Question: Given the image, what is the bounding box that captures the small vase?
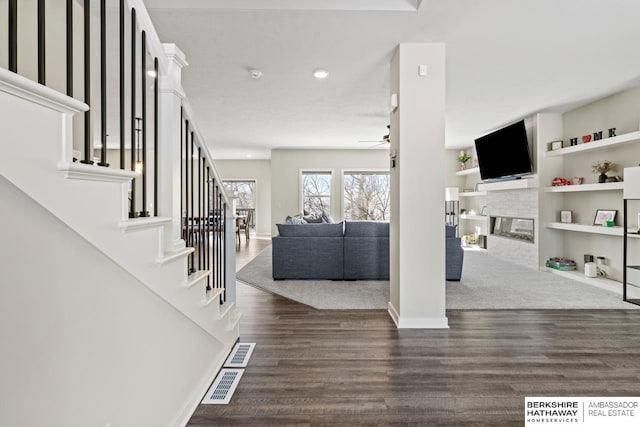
[598,173,607,183]
[459,163,466,171]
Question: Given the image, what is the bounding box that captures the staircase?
[0,1,239,425]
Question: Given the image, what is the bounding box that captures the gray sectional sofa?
[445,224,464,281]
[272,221,464,281]
[272,221,389,280]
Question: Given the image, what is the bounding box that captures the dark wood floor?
[235,235,271,272]
[188,238,640,426]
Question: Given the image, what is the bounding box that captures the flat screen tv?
[474,120,532,180]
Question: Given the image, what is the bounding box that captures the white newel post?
[158,43,188,252]
[389,43,448,328]
[225,215,237,304]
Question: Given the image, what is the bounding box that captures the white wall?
[0,176,223,426]
[270,149,389,235]
[215,159,272,237]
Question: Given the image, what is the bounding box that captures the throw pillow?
[291,216,307,225]
[321,212,334,223]
[303,215,323,223]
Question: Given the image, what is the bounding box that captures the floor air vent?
[224,342,256,368]
[201,368,244,405]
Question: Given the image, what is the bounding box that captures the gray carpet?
[237,245,638,310]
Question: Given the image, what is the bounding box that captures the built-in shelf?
[545,268,624,296]
[477,178,539,192]
[543,182,624,193]
[460,214,489,221]
[455,167,480,176]
[459,191,487,197]
[546,268,640,300]
[545,222,640,238]
[546,130,640,157]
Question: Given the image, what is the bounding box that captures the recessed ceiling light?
[246,154,252,158]
[313,69,329,79]
[249,69,262,79]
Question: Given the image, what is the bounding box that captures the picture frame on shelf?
[560,210,573,224]
[593,209,617,226]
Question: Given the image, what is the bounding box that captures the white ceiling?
[145,0,640,159]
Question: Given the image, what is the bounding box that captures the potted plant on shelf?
[592,160,615,183]
[457,151,471,170]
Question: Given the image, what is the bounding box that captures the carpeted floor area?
[237,245,638,310]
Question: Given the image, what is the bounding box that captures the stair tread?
[118,217,172,232]
[156,247,194,265]
[202,287,225,306]
[217,301,235,319]
[185,270,211,289]
[57,161,137,183]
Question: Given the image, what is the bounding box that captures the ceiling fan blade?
[358,140,383,143]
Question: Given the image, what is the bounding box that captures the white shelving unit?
[477,178,539,192]
[546,268,640,299]
[542,182,624,193]
[455,167,479,176]
[546,268,621,294]
[459,191,487,197]
[546,130,640,157]
[545,222,640,238]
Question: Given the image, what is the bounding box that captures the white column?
[389,43,448,329]
[158,43,189,252]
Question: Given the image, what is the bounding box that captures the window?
[301,172,331,216]
[222,180,256,209]
[343,172,390,221]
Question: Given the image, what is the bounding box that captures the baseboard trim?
[171,342,235,427]
[387,302,449,329]
[387,301,401,327]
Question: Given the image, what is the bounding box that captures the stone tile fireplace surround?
[486,188,539,269]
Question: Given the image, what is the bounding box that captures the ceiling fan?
[358,125,390,148]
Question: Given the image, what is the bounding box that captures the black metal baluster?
[141,31,147,216]
[198,147,202,272]
[37,0,45,84]
[8,0,17,73]
[206,167,211,291]
[215,183,220,294]
[119,0,124,169]
[153,57,159,216]
[222,200,227,303]
[97,0,109,167]
[181,111,184,226]
[213,181,218,292]
[201,153,206,275]
[202,157,207,279]
[184,120,191,274]
[66,0,73,96]
[184,117,188,243]
[190,131,195,273]
[129,8,136,217]
[81,0,93,165]
[219,188,224,302]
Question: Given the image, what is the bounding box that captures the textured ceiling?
[145,0,640,159]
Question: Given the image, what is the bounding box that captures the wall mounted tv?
[474,120,532,181]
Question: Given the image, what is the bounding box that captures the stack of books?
[546,257,577,271]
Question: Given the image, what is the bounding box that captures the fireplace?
[490,216,534,243]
